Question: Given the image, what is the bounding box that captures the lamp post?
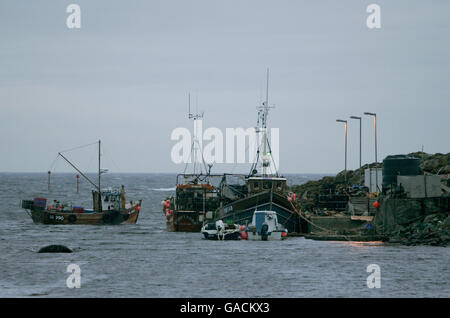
[336,119,348,182]
[350,116,362,170]
[364,112,378,192]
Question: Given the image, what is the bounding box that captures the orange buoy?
[241,231,248,240]
[281,231,287,238]
[136,206,141,211]
[373,201,380,208]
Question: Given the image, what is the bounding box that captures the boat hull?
[166,211,203,232]
[218,191,305,234]
[247,231,284,241]
[202,231,241,240]
[28,205,141,225]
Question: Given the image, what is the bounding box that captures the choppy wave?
[1,173,449,298]
[151,187,175,192]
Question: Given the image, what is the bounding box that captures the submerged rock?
[38,245,72,253]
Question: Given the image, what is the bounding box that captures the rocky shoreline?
[290,152,450,246]
[387,212,450,246]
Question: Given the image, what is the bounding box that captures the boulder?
[423,214,438,223]
[441,165,450,174]
[422,158,441,172]
[38,245,72,253]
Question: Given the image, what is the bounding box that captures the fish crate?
[33,197,47,208]
[72,206,85,213]
[21,200,33,209]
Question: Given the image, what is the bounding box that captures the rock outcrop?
[290,152,450,212]
[290,152,450,246]
[410,152,450,174]
[388,213,450,246]
[38,245,73,253]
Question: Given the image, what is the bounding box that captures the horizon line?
[0,171,337,175]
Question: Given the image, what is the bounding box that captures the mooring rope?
[48,154,60,172]
[288,200,353,241]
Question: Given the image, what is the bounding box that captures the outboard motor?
[261,223,269,241]
[216,220,225,240]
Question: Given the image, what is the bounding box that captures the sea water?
[0,173,448,297]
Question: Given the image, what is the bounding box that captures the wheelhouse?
[246,176,287,194]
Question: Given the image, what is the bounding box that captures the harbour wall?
[307,215,367,234]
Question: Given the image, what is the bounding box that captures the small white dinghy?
[246,210,287,241]
[201,220,242,240]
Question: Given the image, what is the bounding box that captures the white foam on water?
[151,187,175,192]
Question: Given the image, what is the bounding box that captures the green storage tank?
[382,155,421,190]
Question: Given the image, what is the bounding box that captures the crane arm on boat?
[58,152,100,191]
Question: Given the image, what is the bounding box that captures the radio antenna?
[185,92,206,175]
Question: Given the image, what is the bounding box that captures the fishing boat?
[21,140,142,225]
[163,173,222,232]
[246,210,287,241]
[214,70,306,234]
[201,220,242,240]
[163,96,223,232]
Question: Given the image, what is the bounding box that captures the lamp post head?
[364,112,376,116]
[336,119,347,123]
[350,116,361,120]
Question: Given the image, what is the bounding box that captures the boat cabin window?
[103,195,118,202]
[205,223,216,230]
[248,178,286,193]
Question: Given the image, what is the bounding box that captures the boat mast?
[185,93,207,176]
[263,69,269,176]
[98,139,101,192]
[253,68,275,177]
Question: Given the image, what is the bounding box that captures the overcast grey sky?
[0,0,449,174]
